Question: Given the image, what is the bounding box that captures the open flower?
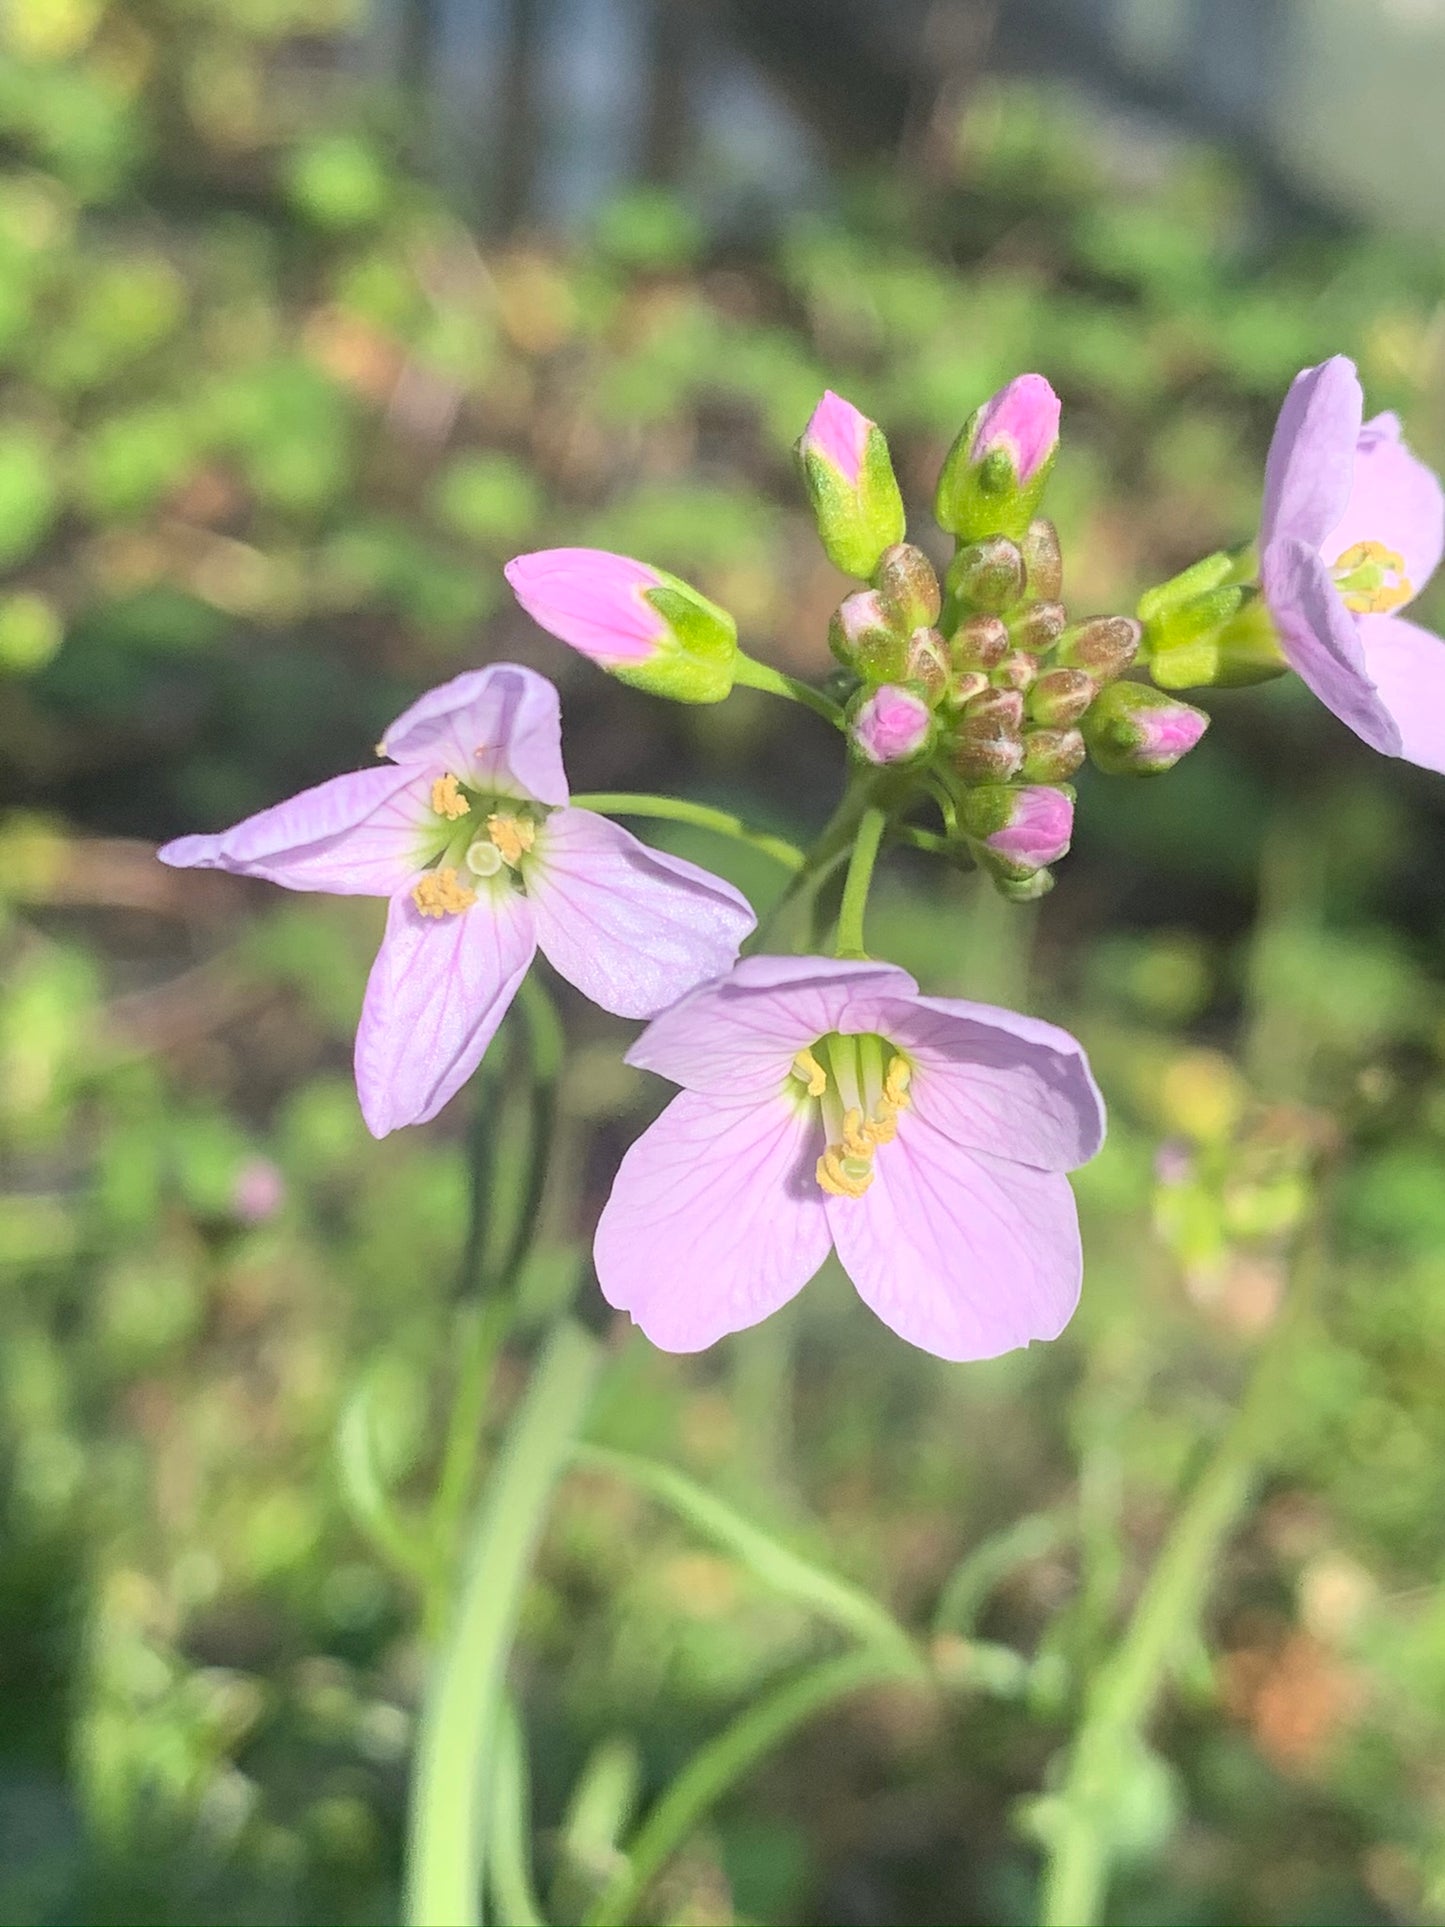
[159,664,755,1136]
[594,956,1104,1361]
[1260,356,1445,770]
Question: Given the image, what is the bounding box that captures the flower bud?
[951,687,1025,782]
[874,542,942,631]
[796,390,906,580]
[992,650,1038,693]
[903,627,949,705]
[1020,518,1063,600]
[1011,598,1067,654]
[995,869,1056,902]
[1082,682,1210,775]
[1021,725,1086,782]
[506,548,738,702]
[946,669,990,711]
[1028,666,1095,727]
[961,782,1074,880]
[829,589,906,680]
[849,683,935,766]
[1145,588,1285,691]
[1053,614,1140,684]
[945,535,1027,615]
[935,375,1061,543]
[962,685,1025,732]
[949,611,1010,672]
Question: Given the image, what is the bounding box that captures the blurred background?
[4,0,1445,1921]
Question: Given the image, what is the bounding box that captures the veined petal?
[354,887,536,1137]
[625,955,918,1096]
[526,808,756,1019]
[828,1119,1082,1362]
[1357,614,1445,774]
[157,765,430,895]
[875,994,1105,1172]
[380,663,569,805]
[1261,537,1402,756]
[1324,411,1444,602]
[1261,356,1362,553]
[594,1090,831,1351]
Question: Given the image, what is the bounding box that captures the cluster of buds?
[800,377,1209,896]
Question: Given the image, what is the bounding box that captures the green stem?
[404,1319,603,1927]
[746,787,867,955]
[489,1696,546,1927]
[833,805,888,958]
[569,792,805,872]
[585,1648,915,1927]
[731,652,845,728]
[932,1512,1065,1638]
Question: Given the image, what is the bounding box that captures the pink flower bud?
[799,389,870,489]
[796,391,906,579]
[969,374,1061,486]
[850,684,934,766]
[1083,682,1209,775]
[962,783,1074,879]
[233,1157,285,1225]
[936,381,1063,543]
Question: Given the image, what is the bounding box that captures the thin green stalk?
[833,805,888,958]
[569,793,805,873]
[488,1696,546,1927]
[932,1512,1064,1638]
[731,652,845,728]
[747,787,867,954]
[585,1648,915,1927]
[404,1319,603,1927]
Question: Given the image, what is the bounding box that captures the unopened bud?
[962,685,1025,732]
[1082,682,1210,775]
[961,782,1074,880]
[949,612,1010,672]
[904,627,949,704]
[935,374,1061,543]
[1021,725,1086,782]
[849,683,935,766]
[1011,598,1067,654]
[1020,519,1063,601]
[797,390,906,580]
[829,589,906,680]
[1028,666,1095,727]
[945,535,1027,616]
[1054,615,1140,684]
[952,687,1025,782]
[992,651,1038,693]
[874,542,942,631]
[946,669,990,710]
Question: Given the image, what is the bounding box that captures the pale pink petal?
[1323,411,1444,602]
[1260,537,1402,755]
[594,1090,832,1350]
[873,994,1105,1172]
[969,373,1060,484]
[1357,614,1445,775]
[828,1120,1082,1361]
[625,955,918,1096]
[157,766,430,895]
[798,391,871,488]
[380,663,569,805]
[354,888,536,1137]
[525,809,755,1018]
[504,549,667,666]
[1260,357,1363,553]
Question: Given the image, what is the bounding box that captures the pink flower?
[969,373,1061,486]
[1082,682,1209,776]
[962,784,1074,878]
[1260,356,1445,771]
[594,956,1104,1361]
[799,390,871,489]
[159,665,755,1137]
[232,1157,285,1224]
[850,684,933,765]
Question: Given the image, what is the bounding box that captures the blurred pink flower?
[160,665,754,1137]
[969,374,1061,485]
[232,1157,285,1224]
[1260,355,1445,771]
[595,956,1104,1361]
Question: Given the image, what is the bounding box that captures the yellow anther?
[375,740,388,758]
[1334,540,1413,615]
[487,812,536,868]
[792,1048,828,1097]
[412,867,476,918]
[867,1101,899,1146]
[430,772,471,820]
[816,1145,875,1199]
[884,1054,912,1108]
[841,1107,874,1159]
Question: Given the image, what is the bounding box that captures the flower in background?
[504,548,739,702]
[159,665,755,1136]
[1260,355,1445,771]
[595,956,1104,1361]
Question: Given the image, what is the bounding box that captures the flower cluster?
[157,354,1444,1364]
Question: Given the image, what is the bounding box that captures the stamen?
[412,867,476,918]
[1333,540,1413,615]
[487,812,536,868]
[884,1055,912,1108]
[816,1145,875,1199]
[431,772,471,820]
[791,1048,827,1097]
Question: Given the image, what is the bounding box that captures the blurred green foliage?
[6,2,1445,1923]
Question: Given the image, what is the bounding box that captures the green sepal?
[621,577,738,703]
[934,408,1057,544]
[1145,586,1286,691]
[798,425,906,580]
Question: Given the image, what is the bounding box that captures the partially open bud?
[1021,726,1086,782]
[1011,599,1067,654]
[945,535,1027,615]
[1021,518,1063,601]
[850,683,935,766]
[1083,682,1210,775]
[874,542,942,631]
[935,375,1061,544]
[949,611,1010,672]
[1028,666,1095,727]
[961,782,1074,880]
[1053,615,1140,684]
[797,390,906,580]
[829,589,906,680]
[506,548,738,702]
